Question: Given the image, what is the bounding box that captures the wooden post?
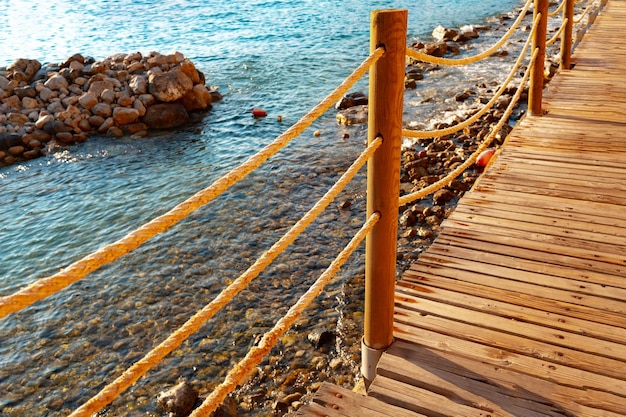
[561,0,575,70]
[529,0,549,116]
[362,9,407,386]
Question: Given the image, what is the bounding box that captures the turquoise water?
[0,1,523,415]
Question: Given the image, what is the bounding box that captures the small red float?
[476,148,496,167]
[251,107,267,118]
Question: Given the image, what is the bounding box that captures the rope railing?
[399,48,538,207]
[574,0,598,23]
[547,18,568,46]
[190,211,381,416]
[3,1,590,415]
[0,46,384,320]
[402,12,539,140]
[549,0,567,16]
[405,0,532,66]
[68,135,383,417]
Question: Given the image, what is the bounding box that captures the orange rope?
[190,212,380,416]
[0,47,385,320]
[69,137,382,417]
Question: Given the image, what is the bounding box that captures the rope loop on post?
[398,48,538,207]
[402,13,540,140]
[547,19,568,46]
[549,0,567,16]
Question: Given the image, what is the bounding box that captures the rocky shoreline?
[0,51,221,166]
[247,7,576,417]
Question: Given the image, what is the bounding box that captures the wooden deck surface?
[299,0,626,415]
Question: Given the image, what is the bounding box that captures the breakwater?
[0,51,221,166]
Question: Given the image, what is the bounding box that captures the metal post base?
[361,337,385,389]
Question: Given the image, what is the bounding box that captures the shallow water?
[0,0,532,415]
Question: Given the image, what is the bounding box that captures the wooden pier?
[299,0,626,415]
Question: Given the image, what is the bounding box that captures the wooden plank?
[448,205,626,246]
[402,270,626,329]
[296,382,427,417]
[473,180,626,206]
[392,320,626,404]
[482,169,626,195]
[454,201,626,234]
[486,162,626,185]
[437,224,626,276]
[377,340,626,416]
[368,375,504,417]
[461,189,626,222]
[478,174,626,202]
[393,290,626,365]
[393,304,626,382]
[420,249,626,314]
[518,115,626,131]
[421,244,626,302]
[396,280,626,345]
[499,151,626,167]
[503,141,626,158]
[372,350,570,417]
[297,401,351,417]
[492,153,626,177]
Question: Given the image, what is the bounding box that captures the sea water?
[0,0,523,415]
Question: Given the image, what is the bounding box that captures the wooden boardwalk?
[299,0,626,416]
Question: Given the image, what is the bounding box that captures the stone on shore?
[143,103,189,129]
[156,380,198,417]
[432,25,458,42]
[148,67,193,102]
[335,91,367,110]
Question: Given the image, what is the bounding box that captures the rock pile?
[0,51,222,166]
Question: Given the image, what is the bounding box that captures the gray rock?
[433,188,455,205]
[78,92,98,110]
[15,86,37,99]
[336,105,368,125]
[307,329,336,349]
[91,102,113,118]
[129,74,148,95]
[148,68,193,102]
[335,91,368,110]
[156,380,198,417]
[112,107,140,125]
[88,79,115,96]
[44,74,69,91]
[432,25,458,42]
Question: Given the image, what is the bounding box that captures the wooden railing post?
[362,8,407,386]
[529,0,549,115]
[561,0,575,69]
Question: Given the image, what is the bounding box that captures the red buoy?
[476,148,495,167]
[251,107,267,118]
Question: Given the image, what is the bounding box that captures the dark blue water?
[0,1,523,415]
